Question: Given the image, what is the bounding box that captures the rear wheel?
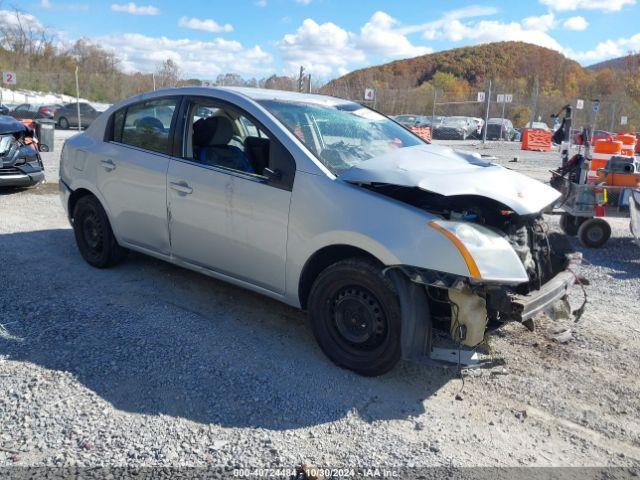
[308,258,401,376]
[578,218,611,248]
[72,195,127,268]
[58,117,69,129]
[559,213,585,236]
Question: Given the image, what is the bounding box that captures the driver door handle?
[169,181,193,195]
[100,159,116,171]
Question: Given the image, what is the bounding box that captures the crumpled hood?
[0,115,29,135]
[339,144,560,215]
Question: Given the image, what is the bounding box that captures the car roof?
[119,86,362,112]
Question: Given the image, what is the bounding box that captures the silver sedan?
[59,87,579,376]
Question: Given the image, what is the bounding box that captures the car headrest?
[193,116,234,147]
[137,116,164,131]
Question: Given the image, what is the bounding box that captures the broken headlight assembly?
[428,219,529,284]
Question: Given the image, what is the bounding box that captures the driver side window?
[182,98,296,190]
[185,101,270,176]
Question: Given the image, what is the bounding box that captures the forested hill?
[322,41,640,128]
[325,42,583,92]
[588,53,640,72]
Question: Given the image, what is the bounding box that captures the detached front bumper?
[505,270,575,321]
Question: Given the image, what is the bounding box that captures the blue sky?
[11,0,640,80]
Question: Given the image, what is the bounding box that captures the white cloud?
[356,11,432,58]
[414,5,499,39]
[278,19,363,76]
[96,33,273,76]
[255,0,267,6]
[539,0,635,12]
[278,11,432,76]
[39,0,52,8]
[0,9,44,29]
[563,16,589,30]
[427,19,564,52]
[569,32,640,61]
[522,12,556,31]
[110,2,159,15]
[178,16,233,33]
[295,0,312,4]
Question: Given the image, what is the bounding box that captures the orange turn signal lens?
[428,221,482,279]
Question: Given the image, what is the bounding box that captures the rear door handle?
[169,181,193,195]
[100,159,116,171]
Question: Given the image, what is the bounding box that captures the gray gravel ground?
[1,132,639,472]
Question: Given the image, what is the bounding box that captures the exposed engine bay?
[364,183,579,349]
[0,116,44,187]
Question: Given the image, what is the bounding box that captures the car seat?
[243,137,270,175]
[193,116,254,173]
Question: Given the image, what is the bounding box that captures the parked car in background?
[55,102,105,129]
[484,118,516,141]
[432,116,474,140]
[0,104,10,115]
[10,103,61,120]
[59,86,578,376]
[571,129,613,145]
[393,114,425,127]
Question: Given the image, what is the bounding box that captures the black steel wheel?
[577,218,611,248]
[58,117,69,130]
[72,195,127,268]
[308,258,401,376]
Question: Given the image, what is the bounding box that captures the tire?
[559,213,584,236]
[58,117,69,129]
[577,218,611,248]
[72,195,127,268]
[307,258,401,376]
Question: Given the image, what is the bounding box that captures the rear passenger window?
[118,98,178,154]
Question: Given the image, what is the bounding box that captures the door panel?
[96,143,171,253]
[168,160,291,293]
[96,97,179,254]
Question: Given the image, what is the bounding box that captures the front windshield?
[258,99,424,175]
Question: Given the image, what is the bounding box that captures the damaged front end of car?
[341,145,582,365]
[0,115,44,188]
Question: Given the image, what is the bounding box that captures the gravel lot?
[1,131,639,472]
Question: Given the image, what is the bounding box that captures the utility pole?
[307,74,311,93]
[482,79,492,144]
[75,65,82,131]
[431,88,437,120]
[530,76,539,127]
[152,73,156,91]
[609,101,616,131]
[298,66,305,92]
[500,95,506,141]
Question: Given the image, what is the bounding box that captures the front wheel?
[578,218,611,248]
[307,258,401,376]
[72,195,127,268]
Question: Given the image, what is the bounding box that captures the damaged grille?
[0,166,21,175]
